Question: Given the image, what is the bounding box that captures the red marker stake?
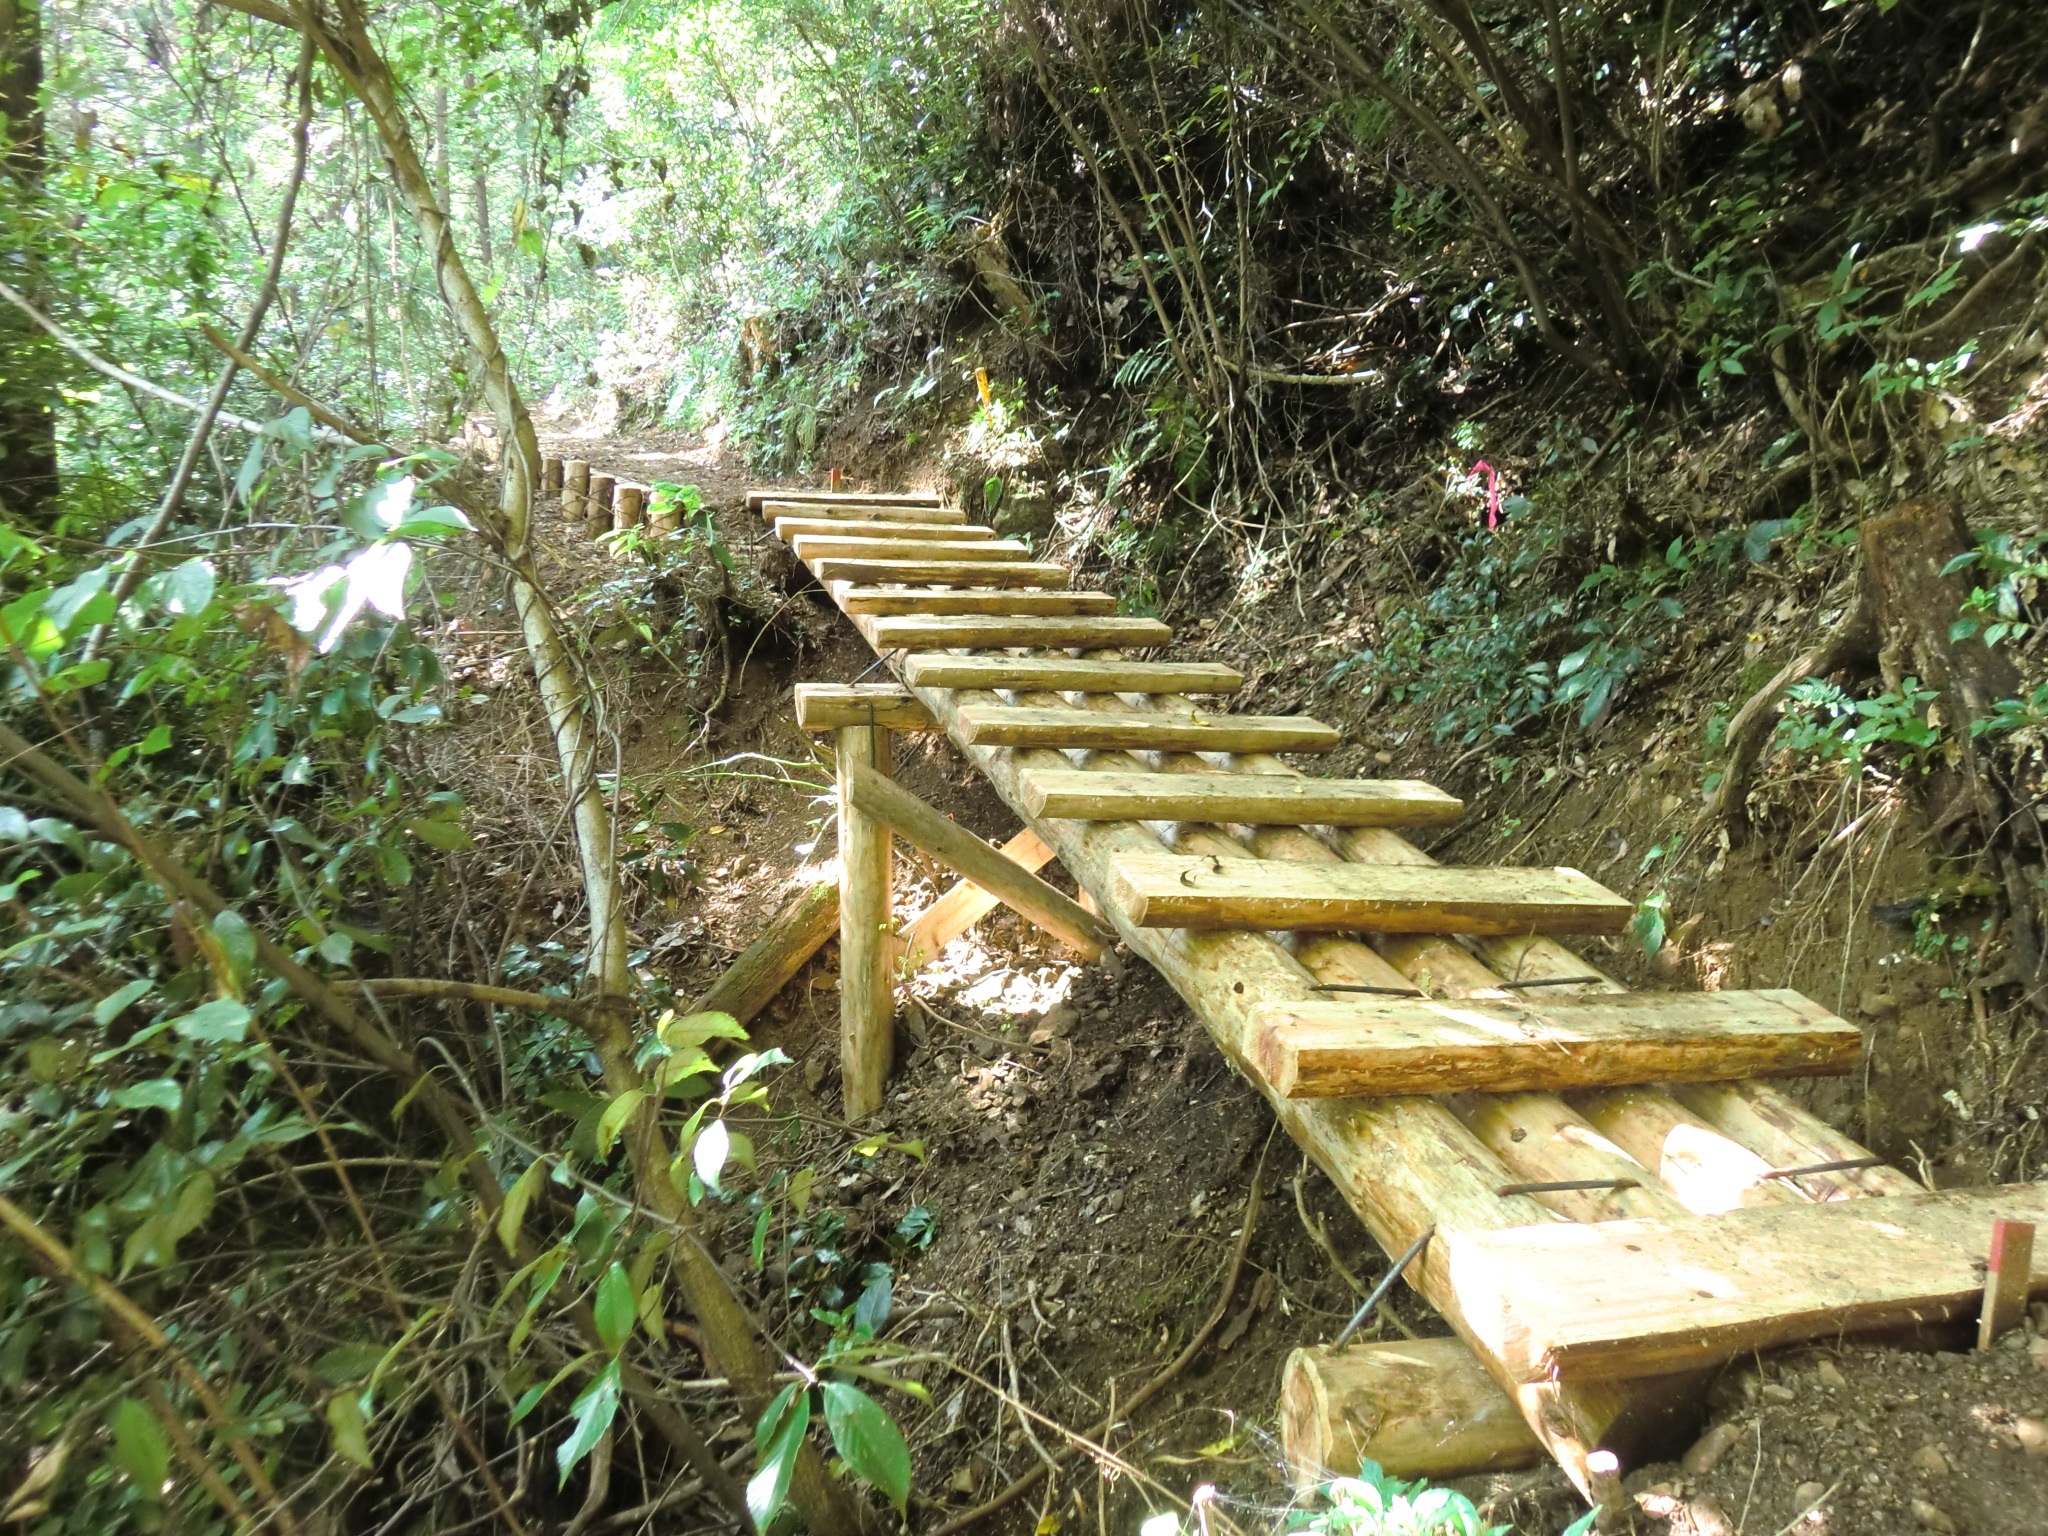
[1978,1217,2035,1350]
[1470,460,1502,529]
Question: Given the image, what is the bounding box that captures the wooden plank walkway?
[563,471,2046,1506]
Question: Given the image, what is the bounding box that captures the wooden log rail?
[757,484,2046,1503]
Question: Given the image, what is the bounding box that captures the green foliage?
[1773,677,1942,769]
[1277,1461,1512,1536]
[1946,531,2047,651]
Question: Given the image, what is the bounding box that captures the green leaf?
[510,1346,592,1422]
[314,1342,387,1383]
[326,1391,374,1470]
[120,1172,215,1275]
[1632,894,1669,959]
[595,1088,646,1158]
[317,930,355,966]
[498,1158,546,1256]
[173,999,251,1044]
[110,1398,170,1497]
[659,1010,748,1049]
[212,910,256,987]
[111,1079,182,1113]
[556,1360,621,1485]
[389,505,473,539]
[694,1118,731,1193]
[403,816,473,851]
[138,723,173,755]
[94,978,152,1025]
[593,1262,636,1354]
[821,1380,911,1513]
[162,558,216,616]
[747,1386,811,1528]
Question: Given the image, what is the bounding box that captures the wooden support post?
[587,472,616,538]
[844,763,1111,959]
[1281,1340,1543,1485]
[542,456,564,493]
[650,489,681,535]
[829,467,844,492]
[615,482,645,533]
[563,459,590,521]
[1979,1217,2036,1349]
[836,726,894,1121]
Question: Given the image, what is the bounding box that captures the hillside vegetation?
[3,1,2046,1533]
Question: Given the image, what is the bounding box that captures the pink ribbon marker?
[1470,460,1502,529]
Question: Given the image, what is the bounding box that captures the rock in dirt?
[1681,1420,1745,1477]
[1911,1497,1958,1534]
[1791,1480,1827,1511]
[1816,1358,1847,1389]
[1912,1442,1952,1475]
[2014,1416,2048,1456]
[1682,1494,1734,1536]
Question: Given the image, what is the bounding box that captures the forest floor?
[465,417,2048,1534]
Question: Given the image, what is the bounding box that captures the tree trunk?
[0,0,59,525]
[1861,499,2042,985]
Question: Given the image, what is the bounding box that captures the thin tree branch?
[199,323,375,444]
[85,37,318,662]
[0,1191,307,1536]
[0,280,349,445]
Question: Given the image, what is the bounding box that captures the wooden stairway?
[578,469,2048,1507]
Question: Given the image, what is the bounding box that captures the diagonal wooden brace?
[893,827,1057,975]
[842,762,1112,960]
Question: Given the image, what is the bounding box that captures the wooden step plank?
[866,614,1172,649]
[774,518,998,542]
[1106,854,1631,934]
[904,657,1245,694]
[956,706,1339,753]
[1448,1181,2048,1383]
[810,558,1070,587]
[1249,990,1861,1099]
[793,684,937,733]
[749,488,945,512]
[758,496,962,525]
[843,763,1112,959]
[1020,769,1461,825]
[838,588,1119,617]
[791,535,1032,563]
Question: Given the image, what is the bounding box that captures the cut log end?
[1281,1340,1544,1487]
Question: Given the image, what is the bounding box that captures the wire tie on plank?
[1311,983,1426,997]
[1332,1225,1434,1350]
[1756,1155,1889,1181]
[1494,1178,1640,1197]
[1496,975,1606,989]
